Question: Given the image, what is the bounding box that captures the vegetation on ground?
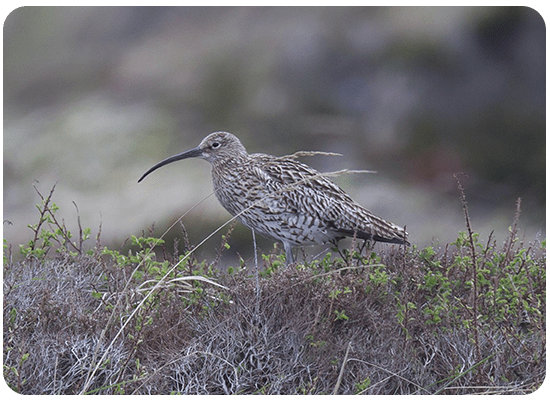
[3,182,545,394]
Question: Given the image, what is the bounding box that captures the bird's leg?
[252,229,259,274]
[283,242,294,265]
[363,239,374,256]
[358,239,369,257]
[252,230,261,315]
[331,239,350,265]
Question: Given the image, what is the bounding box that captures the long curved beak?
[138,147,203,183]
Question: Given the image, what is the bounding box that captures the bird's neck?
[212,153,247,168]
[210,153,249,182]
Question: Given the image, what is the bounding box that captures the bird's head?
[138,131,247,183]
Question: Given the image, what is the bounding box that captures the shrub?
[3,185,545,394]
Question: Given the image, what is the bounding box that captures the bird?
[138,131,409,264]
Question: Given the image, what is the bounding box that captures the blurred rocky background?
[3,7,545,262]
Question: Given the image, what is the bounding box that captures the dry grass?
[3,186,546,394]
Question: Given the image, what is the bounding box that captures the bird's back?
[211,152,408,247]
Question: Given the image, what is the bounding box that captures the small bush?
[3,185,545,394]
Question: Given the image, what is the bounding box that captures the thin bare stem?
[333,341,353,395]
[453,173,481,364]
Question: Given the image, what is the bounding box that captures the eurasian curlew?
[138,131,409,264]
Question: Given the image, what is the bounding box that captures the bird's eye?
[211,142,221,149]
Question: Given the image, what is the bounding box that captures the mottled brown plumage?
[139,131,409,263]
